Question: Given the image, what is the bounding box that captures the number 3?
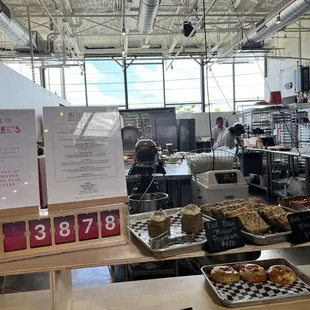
[59,221,70,237]
[34,224,46,241]
[105,215,115,231]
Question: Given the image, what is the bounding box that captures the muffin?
[181,204,203,234]
[147,209,171,238]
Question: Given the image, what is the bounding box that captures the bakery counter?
[2,266,310,310]
[1,235,310,276]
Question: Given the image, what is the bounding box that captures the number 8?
[59,221,70,237]
[105,215,115,231]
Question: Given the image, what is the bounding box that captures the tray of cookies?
[129,205,208,258]
[201,258,310,308]
[200,200,294,245]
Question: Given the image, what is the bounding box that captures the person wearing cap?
[211,117,225,144]
[213,123,245,149]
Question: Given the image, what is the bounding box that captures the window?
[165,59,201,109]
[64,64,86,106]
[127,59,164,109]
[205,63,234,112]
[85,59,125,107]
[45,68,62,96]
[235,59,265,110]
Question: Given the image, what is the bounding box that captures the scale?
[192,170,248,205]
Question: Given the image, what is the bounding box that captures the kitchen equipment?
[192,170,248,205]
[201,258,310,308]
[129,208,209,258]
[128,192,168,214]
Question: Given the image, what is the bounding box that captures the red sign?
[78,212,98,241]
[3,221,27,252]
[54,216,75,244]
[101,210,120,237]
[29,218,52,248]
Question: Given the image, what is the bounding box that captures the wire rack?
[185,148,240,176]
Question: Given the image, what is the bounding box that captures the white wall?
[0,64,70,139]
[265,20,310,100]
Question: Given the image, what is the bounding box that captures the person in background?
[211,117,225,144]
[213,123,245,149]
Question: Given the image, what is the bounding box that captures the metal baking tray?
[129,208,208,258]
[201,258,310,308]
[202,212,292,245]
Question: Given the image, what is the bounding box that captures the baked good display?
[224,207,250,218]
[268,213,291,232]
[236,211,270,235]
[279,195,310,210]
[259,206,286,223]
[147,209,171,238]
[239,264,267,283]
[180,204,203,234]
[211,266,241,284]
[267,265,297,285]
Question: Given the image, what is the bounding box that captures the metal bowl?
[128,192,168,214]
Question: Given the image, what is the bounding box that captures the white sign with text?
[0,109,39,209]
[43,106,127,204]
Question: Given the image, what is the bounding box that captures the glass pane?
[165,59,201,104]
[205,63,233,112]
[45,68,61,97]
[235,59,265,102]
[85,60,125,107]
[64,64,86,106]
[127,60,164,109]
[166,103,202,113]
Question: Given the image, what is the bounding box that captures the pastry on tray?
[211,266,240,284]
[269,213,291,232]
[259,206,286,224]
[200,203,219,216]
[239,264,267,283]
[267,265,297,285]
[236,211,270,235]
[181,204,203,234]
[147,209,171,238]
[224,207,250,218]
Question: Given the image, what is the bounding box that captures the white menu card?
[43,106,127,205]
[0,109,39,209]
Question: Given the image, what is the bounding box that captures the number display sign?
[43,107,127,206]
[0,109,39,210]
[0,204,128,262]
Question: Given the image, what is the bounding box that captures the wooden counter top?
[0,236,310,276]
[2,266,310,310]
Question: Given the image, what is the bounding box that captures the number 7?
[82,218,93,234]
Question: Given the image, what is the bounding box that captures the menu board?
[0,109,39,209]
[43,107,127,205]
[203,218,245,253]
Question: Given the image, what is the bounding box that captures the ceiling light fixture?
[122,27,126,36]
[276,13,281,24]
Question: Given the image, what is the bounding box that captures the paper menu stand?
[43,106,128,212]
[0,109,39,217]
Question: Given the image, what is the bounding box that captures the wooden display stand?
[0,203,129,262]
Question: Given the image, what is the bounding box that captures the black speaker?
[177,119,196,152]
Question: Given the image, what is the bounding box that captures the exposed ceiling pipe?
[137,0,160,34]
[247,0,310,42]
[0,0,30,46]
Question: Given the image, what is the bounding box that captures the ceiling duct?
[0,0,30,46]
[137,0,160,34]
[246,0,310,43]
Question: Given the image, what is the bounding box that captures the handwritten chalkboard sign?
[288,211,310,244]
[202,218,245,253]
